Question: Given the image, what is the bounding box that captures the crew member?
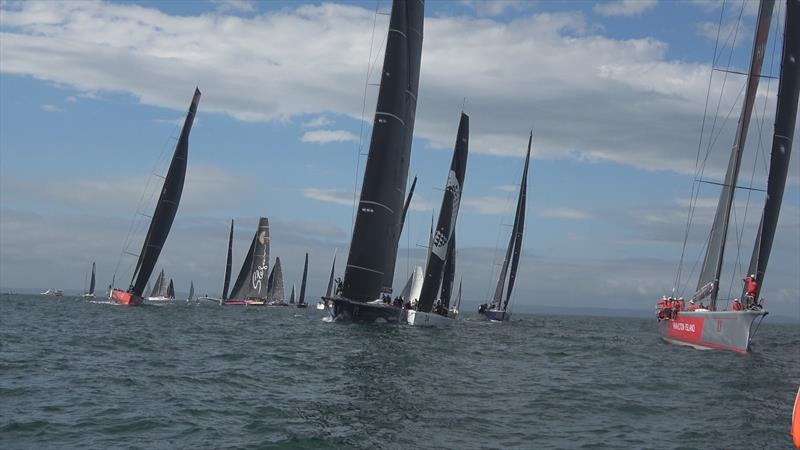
[687,300,697,311]
[732,298,744,311]
[743,274,759,303]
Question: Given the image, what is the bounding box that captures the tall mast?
[696,0,774,309]
[342,0,424,301]
[130,88,200,297]
[222,219,234,300]
[745,0,800,303]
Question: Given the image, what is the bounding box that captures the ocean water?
[1,294,797,449]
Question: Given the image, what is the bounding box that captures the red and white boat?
[656,0,798,352]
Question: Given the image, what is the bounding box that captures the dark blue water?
[1,295,797,449]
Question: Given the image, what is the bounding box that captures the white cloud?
[0,1,784,180]
[41,104,61,112]
[460,0,534,17]
[303,187,356,207]
[695,19,750,47]
[211,0,255,13]
[463,196,515,215]
[300,129,358,144]
[495,184,518,192]
[537,207,591,220]
[302,115,333,128]
[593,0,658,17]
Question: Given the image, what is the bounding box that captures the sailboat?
[186,281,194,303]
[656,0,797,353]
[327,0,425,323]
[407,113,469,326]
[451,277,462,316]
[317,251,336,310]
[297,252,309,308]
[225,217,270,305]
[82,261,96,298]
[267,257,288,306]
[479,133,532,322]
[167,279,175,300]
[198,219,234,303]
[110,88,200,306]
[41,289,64,297]
[146,268,172,302]
[289,285,296,305]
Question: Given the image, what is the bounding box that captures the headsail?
[342,0,424,301]
[325,251,337,297]
[299,252,309,306]
[229,217,270,300]
[454,277,462,312]
[89,262,96,296]
[418,113,469,312]
[745,0,800,302]
[188,281,194,301]
[269,257,285,303]
[150,269,166,297]
[695,0,774,309]
[440,231,456,308]
[222,219,234,300]
[129,88,201,297]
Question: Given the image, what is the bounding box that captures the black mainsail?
[167,279,175,299]
[222,219,234,300]
[269,257,285,303]
[492,133,532,311]
[129,88,200,297]
[229,217,270,300]
[744,0,799,302]
[695,0,775,309]
[298,253,309,306]
[88,262,96,296]
[440,231,456,309]
[418,113,469,313]
[188,281,194,301]
[341,0,424,303]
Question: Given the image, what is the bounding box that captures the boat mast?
[222,219,234,300]
[342,0,424,302]
[744,0,800,303]
[695,0,774,310]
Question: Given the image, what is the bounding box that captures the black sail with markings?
[299,253,309,306]
[229,217,270,300]
[130,88,201,297]
[418,113,469,313]
[222,219,234,300]
[695,0,774,308]
[342,0,424,302]
[745,0,800,302]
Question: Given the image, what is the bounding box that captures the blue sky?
[0,0,798,320]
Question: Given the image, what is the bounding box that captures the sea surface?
[1,294,797,449]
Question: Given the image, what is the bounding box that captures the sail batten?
[342,0,424,301]
[744,0,799,302]
[129,88,201,297]
[696,0,775,309]
[418,113,469,312]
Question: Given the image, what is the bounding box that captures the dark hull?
[296,304,308,309]
[328,297,403,323]
[480,309,510,322]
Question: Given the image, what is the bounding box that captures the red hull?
[111,289,143,306]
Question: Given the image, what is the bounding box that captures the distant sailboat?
[146,268,172,302]
[317,251,336,310]
[41,289,64,297]
[289,284,296,305]
[186,281,194,302]
[297,252,309,308]
[198,219,234,303]
[408,113,469,326]
[110,88,201,306]
[82,261,96,298]
[267,257,287,306]
[479,132,532,322]
[328,0,424,323]
[167,279,175,300]
[225,217,270,305]
[656,0,797,353]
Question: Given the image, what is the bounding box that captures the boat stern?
[110,289,143,306]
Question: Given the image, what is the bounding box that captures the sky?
[0,0,798,321]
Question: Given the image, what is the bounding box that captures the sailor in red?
[732,298,744,311]
[743,274,759,303]
[687,300,697,311]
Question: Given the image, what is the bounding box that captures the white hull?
[316,302,326,310]
[146,296,173,302]
[406,309,454,327]
[656,309,767,353]
[82,293,95,298]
